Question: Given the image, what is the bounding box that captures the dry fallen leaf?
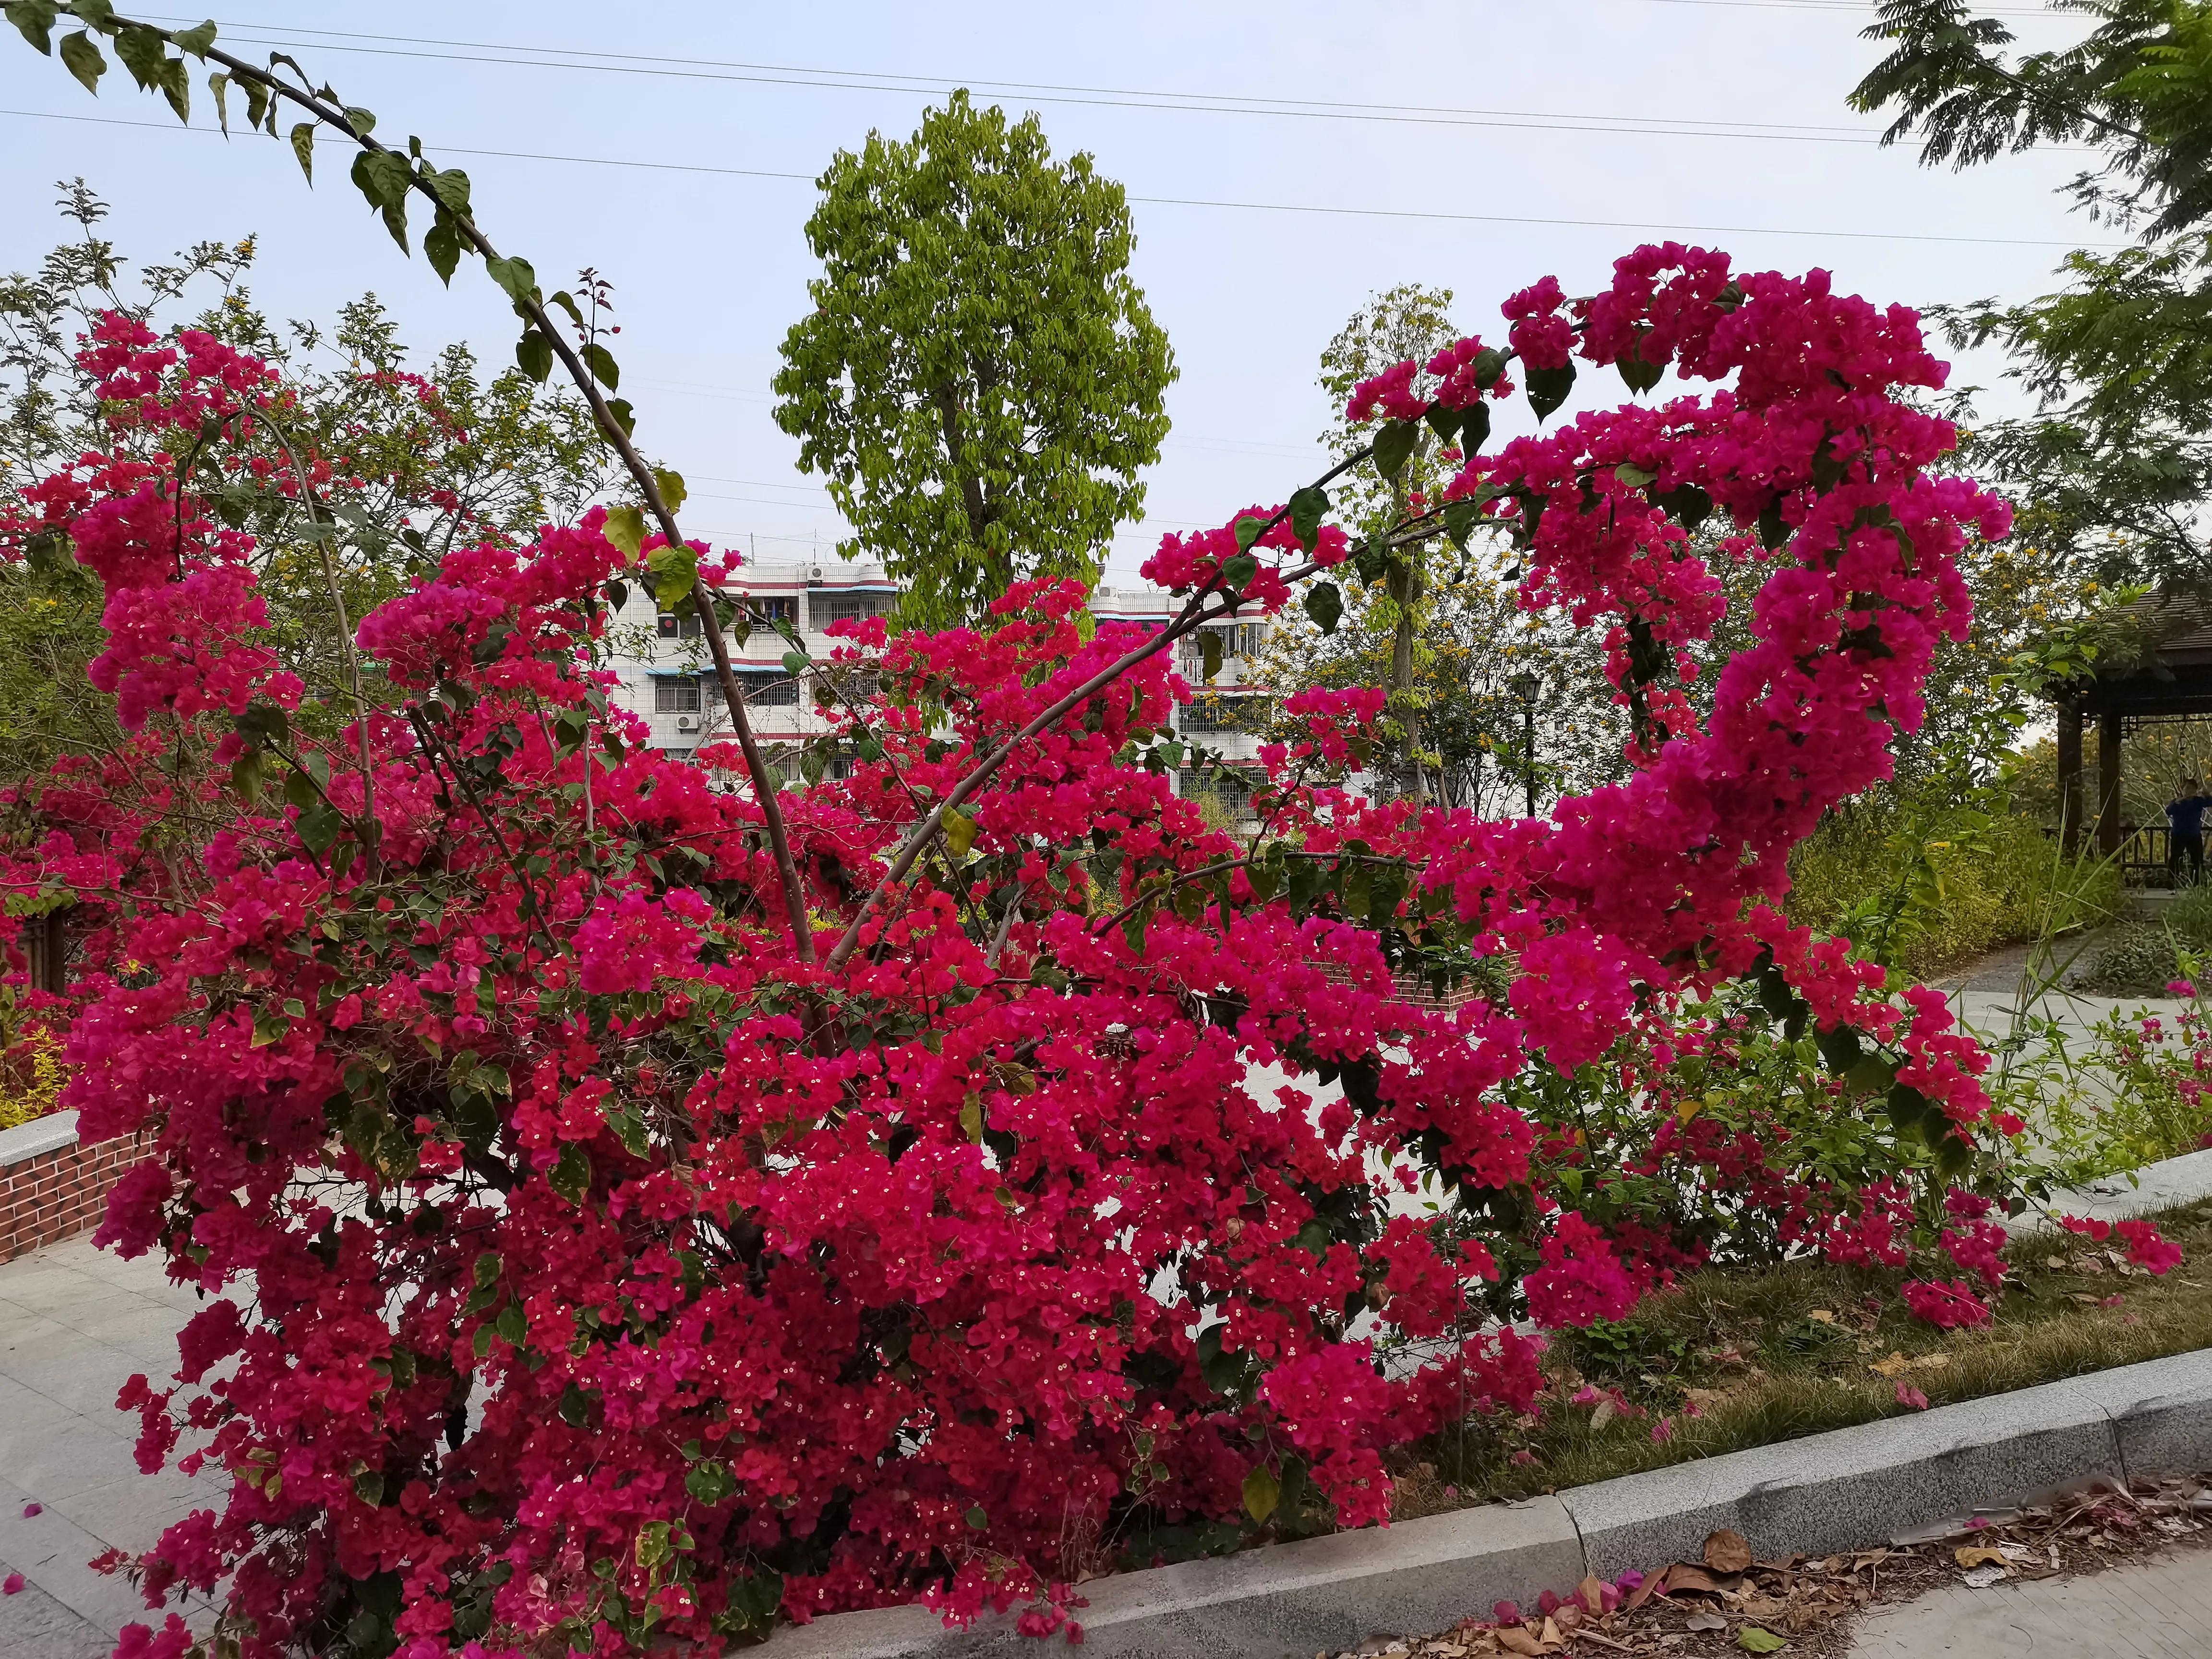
[1869,1352,1910,1378]
[1706,1528,1755,1575]
[1961,1564,2008,1589]
[1685,1611,1729,1632]
[1494,1629,1545,1658]
[1667,1563,1729,1596]
[1578,1574,1608,1616]
[1806,1309,1835,1324]
[1912,1352,1949,1371]
[1954,1545,2008,1569]
[1539,1617,1563,1647]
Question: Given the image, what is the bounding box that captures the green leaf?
[780,650,808,675]
[1372,419,1419,480]
[1232,514,1266,552]
[170,18,216,58]
[514,327,552,384]
[57,27,102,91]
[647,542,697,611]
[229,750,264,801]
[1287,485,1328,552]
[1614,462,1658,489]
[602,504,645,558]
[423,210,461,285]
[7,1,58,54]
[944,808,978,858]
[241,72,268,132]
[549,1142,592,1205]
[111,19,162,86]
[1221,553,1257,594]
[494,1302,527,1345]
[1442,498,1482,552]
[483,254,537,306]
[296,800,343,854]
[1470,346,1508,389]
[354,1469,384,1505]
[1242,1464,1280,1524]
[1199,630,1224,682]
[1525,361,1576,421]
[583,341,620,390]
[235,702,289,750]
[1653,482,1713,531]
[419,164,470,217]
[352,147,411,208]
[1121,905,1149,955]
[685,1461,734,1504]
[206,68,228,132]
[156,48,188,122]
[1758,495,1791,551]
[1423,401,1462,448]
[1458,399,1491,454]
[289,120,315,183]
[1302,579,1343,635]
[474,1251,503,1287]
[605,397,637,438]
[341,105,376,136]
[1737,1628,1786,1654]
[546,289,586,332]
[964,1505,988,1531]
[379,200,410,253]
[652,467,687,515]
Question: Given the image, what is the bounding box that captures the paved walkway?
[1848,1547,2212,1656]
[0,1232,221,1653]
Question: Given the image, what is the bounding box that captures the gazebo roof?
[2078,591,2212,716]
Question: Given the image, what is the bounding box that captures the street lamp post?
[1511,673,1538,819]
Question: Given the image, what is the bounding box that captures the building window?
[653,677,701,714]
[749,595,799,624]
[657,611,702,639]
[743,673,801,707]
[1180,697,1264,735]
[813,592,887,629]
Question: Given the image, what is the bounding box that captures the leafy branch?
[5,1,815,959]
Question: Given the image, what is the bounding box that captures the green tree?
[1312,284,1463,801]
[0,184,617,785]
[772,91,1177,629]
[1853,0,2212,586]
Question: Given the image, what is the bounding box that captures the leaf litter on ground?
[1329,1472,2211,1657]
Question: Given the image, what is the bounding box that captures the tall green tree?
[1312,284,1462,801]
[0,184,617,785]
[1854,0,2212,586]
[772,92,1177,629]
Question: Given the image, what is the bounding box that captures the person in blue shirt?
[2168,778,2212,886]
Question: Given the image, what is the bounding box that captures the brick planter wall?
[0,1111,152,1263]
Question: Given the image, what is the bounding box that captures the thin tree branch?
[824,445,1376,971]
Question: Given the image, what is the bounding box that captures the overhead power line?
[129,14,2035,150]
[0,107,2123,251]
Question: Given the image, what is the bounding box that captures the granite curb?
[767,1345,2212,1657]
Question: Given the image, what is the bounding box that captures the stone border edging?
[765,1345,2212,1658]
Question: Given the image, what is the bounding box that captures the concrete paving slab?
[0,1473,159,1638]
[1846,1544,2212,1656]
[0,1563,114,1659]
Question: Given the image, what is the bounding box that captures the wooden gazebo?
[2057,592,2212,871]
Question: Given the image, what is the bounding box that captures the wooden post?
[2098,709,2125,859]
[2058,702,2084,859]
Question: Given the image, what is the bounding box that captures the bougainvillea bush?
[0,246,2181,1659]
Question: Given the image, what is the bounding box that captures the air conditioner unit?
[674,714,699,732]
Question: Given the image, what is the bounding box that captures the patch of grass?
[1396,1196,2212,1519]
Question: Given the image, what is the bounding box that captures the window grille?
[653,678,702,714]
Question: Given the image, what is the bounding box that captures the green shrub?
[1787,798,2110,980]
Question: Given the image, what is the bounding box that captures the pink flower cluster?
[0,247,2134,1657]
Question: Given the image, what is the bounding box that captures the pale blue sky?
[2,1,2106,581]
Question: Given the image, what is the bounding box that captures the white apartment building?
[607,564,1278,814]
